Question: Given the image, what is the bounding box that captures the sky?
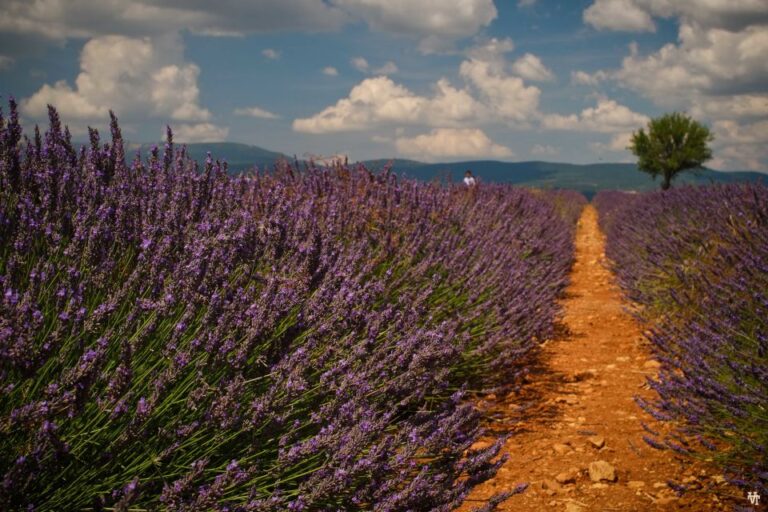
[0,0,766,171]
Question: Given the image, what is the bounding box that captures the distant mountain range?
[127,142,764,198]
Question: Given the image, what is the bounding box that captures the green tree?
[629,112,713,190]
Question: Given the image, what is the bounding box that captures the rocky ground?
[459,206,756,512]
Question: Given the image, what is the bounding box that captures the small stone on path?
[555,468,579,484]
[588,460,617,482]
[553,443,571,455]
[644,359,661,369]
[541,479,561,495]
[588,435,605,449]
[627,480,646,489]
[565,503,584,512]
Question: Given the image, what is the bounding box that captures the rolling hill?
[375,160,765,198]
[124,142,764,197]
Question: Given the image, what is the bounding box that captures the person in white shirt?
[463,170,477,187]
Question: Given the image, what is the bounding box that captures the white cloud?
[234,106,279,119]
[23,80,108,120]
[21,35,225,138]
[615,25,768,103]
[608,132,633,151]
[713,119,768,146]
[0,1,498,56]
[0,0,351,41]
[583,0,768,36]
[710,119,768,170]
[591,132,633,154]
[0,55,13,70]
[584,0,768,32]
[690,94,768,120]
[292,76,485,133]
[261,48,280,60]
[466,37,515,62]
[459,58,541,123]
[332,0,497,53]
[511,53,554,81]
[531,144,559,157]
[583,0,656,32]
[351,57,369,72]
[351,57,398,75]
[373,61,398,75]
[570,70,608,86]
[395,128,513,160]
[295,38,548,135]
[150,64,211,121]
[323,66,339,76]
[170,122,229,143]
[542,98,649,133]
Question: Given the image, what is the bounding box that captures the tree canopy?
[629,112,713,190]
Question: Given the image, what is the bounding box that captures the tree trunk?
[661,174,672,190]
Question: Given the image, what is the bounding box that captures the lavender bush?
[594,185,768,495]
[0,100,579,511]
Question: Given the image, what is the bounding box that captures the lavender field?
[594,186,768,496]
[0,102,585,510]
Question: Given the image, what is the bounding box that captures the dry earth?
[459,205,755,512]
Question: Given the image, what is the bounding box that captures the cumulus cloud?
[261,48,280,60]
[0,0,350,41]
[21,35,225,137]
[591,132,633,154]
[614,26,768,104]
[373,61,398,75]
[542,98,649,133]
[690,94,768,120]
[570,70,608,86]
[459,59,541,123]
[711,119,768,170]
[582,0,768,101]
[333,0,497,52]
[583,0,656,32]
[466,37,515,62]
[351,58,398,75]
[511,53,554,82]
[351,57,369,72]
[395,128,513,160]
[234,106,279,119]
[584,0,768,33]
[292,76,485,133]
[294,37,547,137]
[170,122,229,143]
[0,0,498,52]
[323,66,339,76]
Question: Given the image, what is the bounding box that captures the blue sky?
[1,0,766,170]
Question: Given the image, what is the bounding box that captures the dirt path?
[460,205,744,512]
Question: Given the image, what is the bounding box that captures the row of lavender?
[0,101,581,511]
[593,186,768,495]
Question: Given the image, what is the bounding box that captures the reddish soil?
[459,205,751,512]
